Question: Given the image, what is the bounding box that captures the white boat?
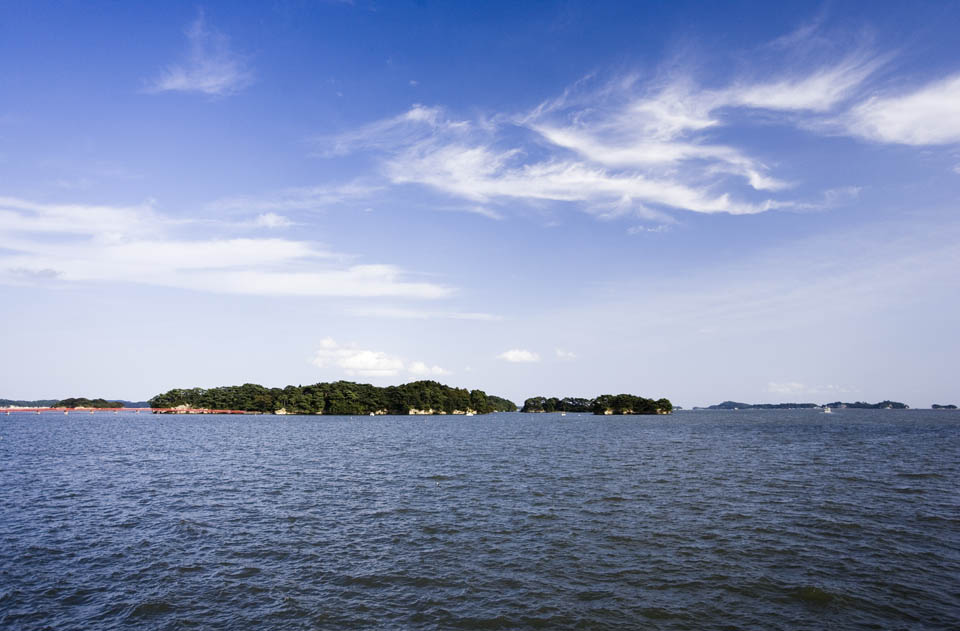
[824,407,832,414]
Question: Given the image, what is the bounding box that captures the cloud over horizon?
[311,337,448,377]
[497,349,541,363]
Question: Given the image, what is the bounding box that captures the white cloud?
[766,381,811,395]
[385,139,783,215]
[846,74,960,145]
[725,54,880,112]
[146,11,252,96]
[555,349,577,360]
[0,195,162,237]
[464,206,504,220]
[253,212,292,228]
[767,382,855,396]
[627,224,670,235]
[0,196,451,299]
[497,349,540,363]
[348,306,502,321]
[312,104,463,157]
[324,38,883,220]
[311,338,448,377]
[408,361,449,376]
[207,181,379,213]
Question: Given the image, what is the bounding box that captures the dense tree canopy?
[148,380,517,415]
[0,399,58,407]
[522,394,672,415]
[56,398,124,408]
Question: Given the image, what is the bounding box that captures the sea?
[1,410,958,630]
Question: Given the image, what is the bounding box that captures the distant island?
[823,401,909,409]
[701,401,820,410]
[521,394,672,415]
[932,404,958,410]
[148,380,517,415]
[56,398,123,409]
[1,397,150,408]
[0,398,58,408]
[697,400,910,410]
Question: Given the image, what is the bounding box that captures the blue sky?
[2,1,959,407]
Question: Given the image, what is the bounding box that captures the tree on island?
[55,398,124,408]
[521,394,672,415]
[148,380,517,415]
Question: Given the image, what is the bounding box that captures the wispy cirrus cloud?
[0,196,450,299]
[318,32,886,221]
[207,181,379,213]
[311,337,448,377]
[146,11,253,96]
[844,74,960,145]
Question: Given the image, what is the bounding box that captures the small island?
[932,404,958,410]
[521,394,672,415]
[696,400,910,410]
[56,397,124,409]
[148,380,517,415]
[823,400,909,409]
[703,401,820,410]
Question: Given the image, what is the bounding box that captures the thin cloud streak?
[845,74,960,145]
[146,11,253,96]
[348,306,502,321]
[0,196,451,299]
[321,35,888,221]
[207,181,380,213]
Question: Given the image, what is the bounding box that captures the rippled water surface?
[2,410,959,630]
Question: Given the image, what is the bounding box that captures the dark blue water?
[1,410,958,630]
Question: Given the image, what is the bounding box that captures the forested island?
[0,398,58,407]
[521,394,672,415]
[703,401,820,410]
[56,398,124,408]
[698,400,910,410]
[0,397,149,408]
[932,404,958,410]
[148,380,517,415]
[823,401,909,409]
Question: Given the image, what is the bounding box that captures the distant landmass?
[932,404,957,410]
[148,380,517,415]
[521,394,672,415]
[0,399,58,407]
[697,400,910,410]
[823,401,909,409]
[1,398,151,408]
[702,401,820,410]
